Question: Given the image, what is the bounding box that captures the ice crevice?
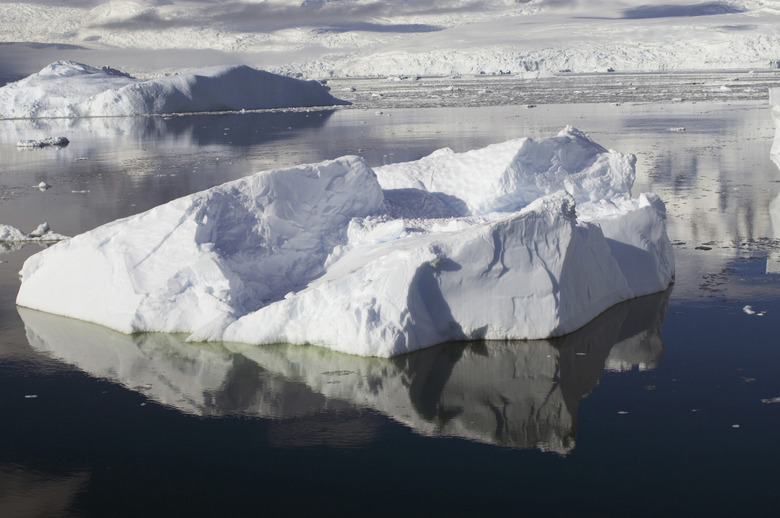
[16,126,674,357]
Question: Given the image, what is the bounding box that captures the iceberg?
[0,61,349,119]
[16,127,675,357]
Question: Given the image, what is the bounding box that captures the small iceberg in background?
[16,127,674,358]
[0,61,349,119]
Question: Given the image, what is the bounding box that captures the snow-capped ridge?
[375,126,635,217]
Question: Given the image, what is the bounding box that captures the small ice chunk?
[17,137,69,148]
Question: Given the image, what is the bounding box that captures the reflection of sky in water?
[19,288,669,453]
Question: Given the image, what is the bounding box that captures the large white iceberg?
[16,127,674,357]
[0,61,348,119]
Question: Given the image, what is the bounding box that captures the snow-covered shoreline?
[2,1,780,81]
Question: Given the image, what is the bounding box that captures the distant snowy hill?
[0,61,348,118]
[1,0,779,78]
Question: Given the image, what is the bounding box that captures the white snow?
[16,127,674,357]
[0,61,348,119]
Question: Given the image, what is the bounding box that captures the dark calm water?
[1,96,780,516]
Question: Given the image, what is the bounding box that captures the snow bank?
[0,61,349,119]
[16,127,674,357]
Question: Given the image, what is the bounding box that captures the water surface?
[1,91,780,516]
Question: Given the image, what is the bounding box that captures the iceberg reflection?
[0,464,88,518]
[19,288,669,454]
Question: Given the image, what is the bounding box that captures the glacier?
[1,0,779,79]
[0,61,348,119]
[16,126,675,358]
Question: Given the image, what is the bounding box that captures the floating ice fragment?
[17,137,69,148]
[0,223,67,243]
[27,223,50,238]
[742,305,765,316]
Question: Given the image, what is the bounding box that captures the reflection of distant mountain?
[623,106,779,247]
[148,110,336,148]
[617,101,780,294]
[0,110,336,151]
[19,288,669,454]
